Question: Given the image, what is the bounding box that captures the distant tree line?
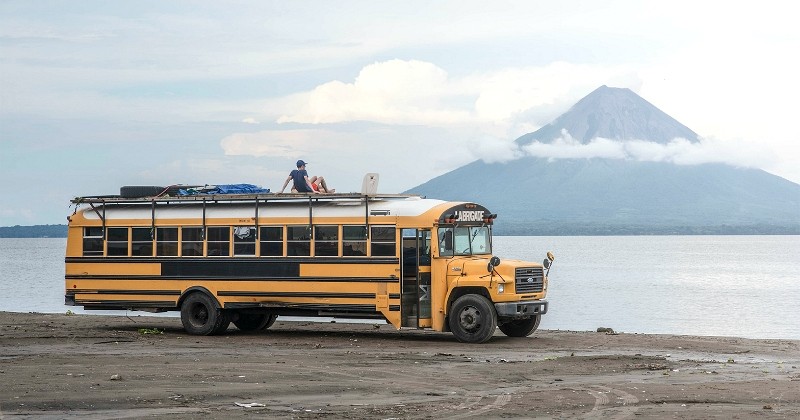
[0,224,68,238]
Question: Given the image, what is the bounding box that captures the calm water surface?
[1,236,798,339]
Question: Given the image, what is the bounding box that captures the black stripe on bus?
[285,304,377,312]
[66,257,400,264]
[73,289,181,296]
[75,300,176,308]
[389,305,400,311]
[218,291,375,299]
[389,293,400,299]
[66,260,399,279]
[65,275,399,283]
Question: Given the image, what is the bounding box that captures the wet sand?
[1,311,799,419]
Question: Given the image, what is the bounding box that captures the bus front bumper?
[494,300,548,319]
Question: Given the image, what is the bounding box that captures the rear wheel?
[180,293,229,335]
[498,315,541,337]
[233,313,277,331]
[448,294,497,344]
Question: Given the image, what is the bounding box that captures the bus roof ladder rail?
[254,197,260,240]
[150,200,156,239]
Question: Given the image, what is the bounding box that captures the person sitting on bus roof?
[278,160,336,194]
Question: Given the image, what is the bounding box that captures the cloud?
[273,59,639,136]
[522,130,776,168]
[277,59,471,126]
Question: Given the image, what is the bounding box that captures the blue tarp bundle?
[178,184,270,196]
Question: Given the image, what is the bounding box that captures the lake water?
[1,236,798,340]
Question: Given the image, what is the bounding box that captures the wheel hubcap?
[459,306,481,331]
[192,304,208,325]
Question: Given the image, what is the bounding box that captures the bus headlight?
[498,283,504,293]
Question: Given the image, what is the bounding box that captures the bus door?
[401,229,432,328]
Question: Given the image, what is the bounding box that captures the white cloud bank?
[522,130,775,168]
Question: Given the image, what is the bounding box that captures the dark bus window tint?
[83,227,105,256]
[260,226,283,257]
[233,226,256,256]
[315,225,338,256]
[182,227,203,256]
[84,227,104,238]
[107,228,128,242]
[370,226,396,257]
[131,227,153,256]
[83,238,104,255]
[343,225,367,256]
[106,227,128,256]
[157,228,178,241]
[156,227,178,256]
[287,226,310,256]
[207,227,230,256]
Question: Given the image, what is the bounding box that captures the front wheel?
[498,315,541,337]
[448,294,497,344]
[180,293,230,335]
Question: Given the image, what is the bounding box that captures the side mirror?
[487,256,501,273]
[547,251,555,262]
[543,258,551,269]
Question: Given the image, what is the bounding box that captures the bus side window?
[233,226,256,256]
[343,225,367,256]
[260,226,283,256]
[206,227,230,257]
[371,226,396,257]
[107,227,129,256]
[287,226,311,256]
[315,225,339,256]
[182,227,203,256]
[82,227,105,256]
[157,227,178,256]
[131,227,152,256]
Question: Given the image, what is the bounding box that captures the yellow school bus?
[65,191,554,343]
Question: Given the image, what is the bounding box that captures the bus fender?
[178,287,222,309]
[444,286,491,316]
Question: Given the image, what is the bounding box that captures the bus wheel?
[180,293,229,335]
[498,315,541,337]
[233,313,277,331]
[448,294,497,344]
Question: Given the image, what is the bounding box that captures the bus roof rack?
[71,192,423,205]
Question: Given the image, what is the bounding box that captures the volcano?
[406,86,800,234]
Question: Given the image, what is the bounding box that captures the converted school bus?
[65,191,554,343]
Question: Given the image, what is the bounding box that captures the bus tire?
[180,293,229,335]
[233,313,277,331]
[498,315,541,337]
[120,185,166,198]
[448,294,497,344]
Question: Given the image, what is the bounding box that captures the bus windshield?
[438,226,492,257]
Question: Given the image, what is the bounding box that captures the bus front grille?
[515,267,544,293]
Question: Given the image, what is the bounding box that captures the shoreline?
[6,308,800,341]
[2,311,799,418]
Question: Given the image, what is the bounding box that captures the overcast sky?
[1,1,799,225]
